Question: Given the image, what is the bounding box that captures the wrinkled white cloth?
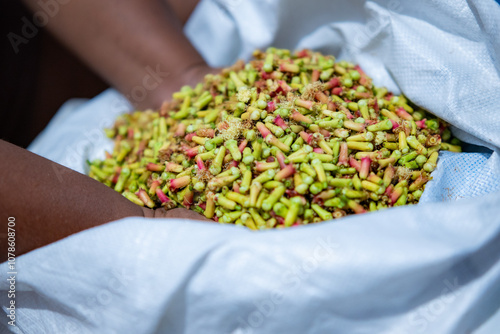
[2,0,500,333]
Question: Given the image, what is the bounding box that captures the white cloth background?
[2,0,500,333]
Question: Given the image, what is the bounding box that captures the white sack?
[2,0,500,333]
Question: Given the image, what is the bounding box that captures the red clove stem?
[238,140,248,153]
[359,157,371,179]
[274,115,288,130]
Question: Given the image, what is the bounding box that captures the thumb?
[154,207,211,221]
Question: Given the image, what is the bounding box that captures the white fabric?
[2,0,500,333]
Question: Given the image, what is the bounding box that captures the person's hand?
[21,0,213,111]
[142,207,211,221]
[148,62,220,110]
[139,61,219,222]
[0,139,213,259]
[183,62,221,88]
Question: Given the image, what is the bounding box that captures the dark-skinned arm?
[0,140,206,262]
[21,0,207,109]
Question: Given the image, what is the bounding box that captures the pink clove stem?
[261,71,272,80]
[385,184,394,197]
[271,86,285,97]
[275,216,285,225]
[354,65,366,76]
[185,133,196,141]
[156,188,171,204]
[274,115,288,130]
[349,157,361,171]
[292,112,313,124]
[255,161,277,172]
[276,151,287,169]
[416,119,427,129]
[396,107,413,121]
[295,49,310,58]
[390,120,400,130]
[256,122,272,138]
[278,80,292,93]
[183,188,194,208]
[327,101,337,111]
[320,129,331,138]
[359,157,371,179]
[174,123,187,137]
[295,99,314,110]
[390,187,404,205]
[331,87,343,96]
[150,180,160,194]
[279,63,300,73]
[299,131,313,144]
[185,146,201,158]
[313,148,324,154]
[267,101,276,112]
[137,189,154,208]
[338,142,349,166]
[170,175,190,191]
[147,163,164,172]
[349,201,367,214]
[238,140,248,153]
[196,156,206,171]
[311,69,320,82]
[324,77,341,90]
[112,168,121,184]
[127,128,134,140]
[315,91,329,103]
